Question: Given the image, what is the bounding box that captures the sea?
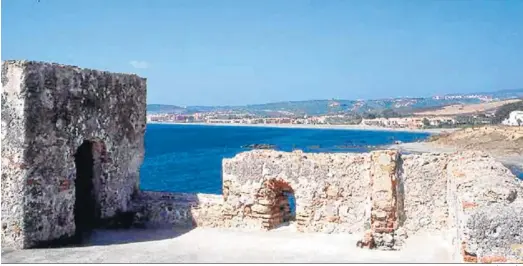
[139,123,431,194]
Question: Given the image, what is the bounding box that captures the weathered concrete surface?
[0,227,454,263]
[1,60,147,249]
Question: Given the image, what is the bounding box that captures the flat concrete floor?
[2,227,455,263]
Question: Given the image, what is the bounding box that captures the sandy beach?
[148,121,459,134]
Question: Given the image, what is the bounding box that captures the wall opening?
[282,191,296,223]
[74,140,98,239]
[261,179,296,230]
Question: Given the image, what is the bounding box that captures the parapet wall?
[446,153,523,263]
[221,150,372,233]
[132,191,223,228]
[401,153,451,234]
[132,150,522,262]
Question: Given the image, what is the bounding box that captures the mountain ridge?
[147,88,523,116]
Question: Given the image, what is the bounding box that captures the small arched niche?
[259,179,296,230]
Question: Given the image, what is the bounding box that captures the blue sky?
[2,0,523,106]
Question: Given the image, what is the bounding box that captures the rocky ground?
[1,227,454,263]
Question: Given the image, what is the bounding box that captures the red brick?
[357,230,375,249]
[479,256,507,263]
[462,201,478,209]
[461,242,478,263]
[374,227,394,233]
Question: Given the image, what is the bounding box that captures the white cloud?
[129,60,150,69]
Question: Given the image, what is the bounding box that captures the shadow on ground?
[83,227,193,246]
[74,190,202,247]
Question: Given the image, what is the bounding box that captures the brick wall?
[367,151,404,250]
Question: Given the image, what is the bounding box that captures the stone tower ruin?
[1,60,147,249]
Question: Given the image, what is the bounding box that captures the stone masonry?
[368,151,403,250]
[2,61,522,262]
[221,150,372,233]
[446,152,523,263]
[134,150,522,262]
[1,60,146,249]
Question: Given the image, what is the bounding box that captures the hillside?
[414,99,522,116]
[147,88,523,116]
[429,126,523,167]
[147,104,186,114]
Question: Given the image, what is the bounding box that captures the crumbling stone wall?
[367,151,404,250]
[401,153,451,234]
[221,150,372,233]
[131,191,223,228]
[216,149,522,258]
[1,60,146,249]
[446,152,523,263]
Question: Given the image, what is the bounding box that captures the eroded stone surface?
[446,151,523,263]
[1,60,146,249]
[221,150,372,233]
[129,149,522,261]
[369,150,403,250]
[402,153,450,234]
[131,191,224,228]
[467,203,523,263]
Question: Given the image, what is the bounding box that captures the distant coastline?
[147,121,458,134]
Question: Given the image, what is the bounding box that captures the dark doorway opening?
[74,140,97,240]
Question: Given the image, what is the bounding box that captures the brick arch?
[256,178,296,230]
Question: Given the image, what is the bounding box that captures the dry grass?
[429,125,523,156]
[414,99,522,116]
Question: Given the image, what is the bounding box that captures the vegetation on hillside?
[492,100,523,124]
[147,88,523,117]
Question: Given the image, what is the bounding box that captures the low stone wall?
[132,191,223,228]
[130,150,522,260]
[221,150,372,233]
[401,153,450,235]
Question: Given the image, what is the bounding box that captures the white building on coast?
[502,110,523,126]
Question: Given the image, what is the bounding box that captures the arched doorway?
[261,179,296,230]
[73,140,98,239]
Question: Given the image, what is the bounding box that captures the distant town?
[147,100,523,129]
[147,89,523,129]
[147,112,459,129]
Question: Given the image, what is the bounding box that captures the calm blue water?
[140,124,430,194]
[508,165,523,180]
